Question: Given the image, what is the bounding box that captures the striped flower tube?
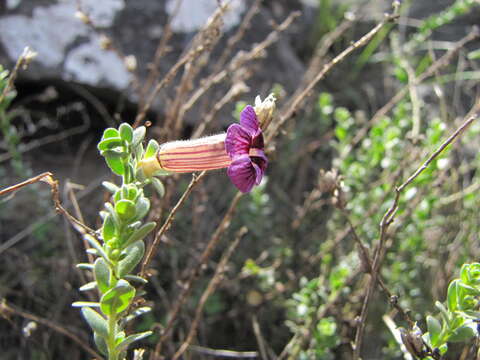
[139,97,275,193]
[157,134,231,173]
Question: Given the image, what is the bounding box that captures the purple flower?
[225,105,268,193]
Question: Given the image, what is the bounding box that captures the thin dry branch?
[172,227,248,359]
[141,172,206,276]
[352,112,478,359]
[152,192,243,358]
[266,9,400,143]
[0,300,102,359]
[179,11,300,118]
[0,172,96,237]
[350,26,479,148]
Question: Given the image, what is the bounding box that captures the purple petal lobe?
[225,123,251,157]
[227,155,256,193]
[240,105,259,135]
[250,149,268,175]
[252,161,263,185]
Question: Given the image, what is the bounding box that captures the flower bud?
[254,93,276,130]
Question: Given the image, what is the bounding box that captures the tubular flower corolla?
[139,97,274,193]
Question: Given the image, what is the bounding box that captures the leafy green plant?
[421,263,480,358]
[74,123,163,359]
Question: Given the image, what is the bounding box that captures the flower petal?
[227,155,257,193]
[240,105,259,135]
[225,123,251,157]
[251,149,268,176]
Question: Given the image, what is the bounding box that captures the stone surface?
[0,0,307,116]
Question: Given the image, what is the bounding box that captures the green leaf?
[100,280,136,316]
[98,138,123,151]
[135,197,150,220]
[79,281,97,292]
[151,178,165,198]
[102,214,116,242]
[119,123,133,143]
[123,306,151,324]
[124,222,155,247]
[103,151,125,176]
[102,128,120,140]
[449,323,475,342]
[76,263,94,270]
[102,181,119,194]
[132,126,146,147]
[84,235,110,264]
[124,274,148,284]
[427,315,442,347]
[72,301,100,308]
[94,332,108,355]
[94,258,110,294]
[118,241,145,277]
[145,139,160,158]
[81,307,108,339]
[447,280,459,312]
[115,199,137,221]
[116,331,153,352]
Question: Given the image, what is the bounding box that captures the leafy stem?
[75,123,163,359]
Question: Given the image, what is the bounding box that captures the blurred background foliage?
[1,0,480,359]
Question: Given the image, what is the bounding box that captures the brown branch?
[0,172,96,238]
[152,191,243,358]
[179,11,301,118]
[266,10,400,143]
[350,26,479,148]
[1,300,102,359]
[141,172,206,276]
[172,227,248,359]
[352,112,478,359]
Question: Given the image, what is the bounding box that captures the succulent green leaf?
[132,126,146,147]
[102,128,120,140]
[100,279,136,316]
[124,222,155,247]
[94,332,108,355]
[119,123,133,143]
[76,263,94,270]
[152,178,165,198]
[447,280,459,312]
[103,151,125,176]
[116,331,153,352]
[84,235,110,264]
[102,214,116,242]
[81,307,108,339]
[72,301,100,308]
[145,139,160,158]
[79,281,97,292]
[98,138,123,151]
[102,181,119,194]
[94,258,110,294]
[135,197,150,220]
[118,241,145,277]
[115,199,137,221]
[426,315,442,347]
[123,306,152,324]
[124,274,148,284]
[449,323,475,342]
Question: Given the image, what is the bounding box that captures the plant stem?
[107,313,118,360]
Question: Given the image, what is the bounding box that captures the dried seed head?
[318,169,339,193]
[332,187,347,210]
[400,326,425,358]
[99,35,113,50]
[21,47,37,68]
[254,93,276,130]
[124,55,137,72]
[75,10,91,25]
